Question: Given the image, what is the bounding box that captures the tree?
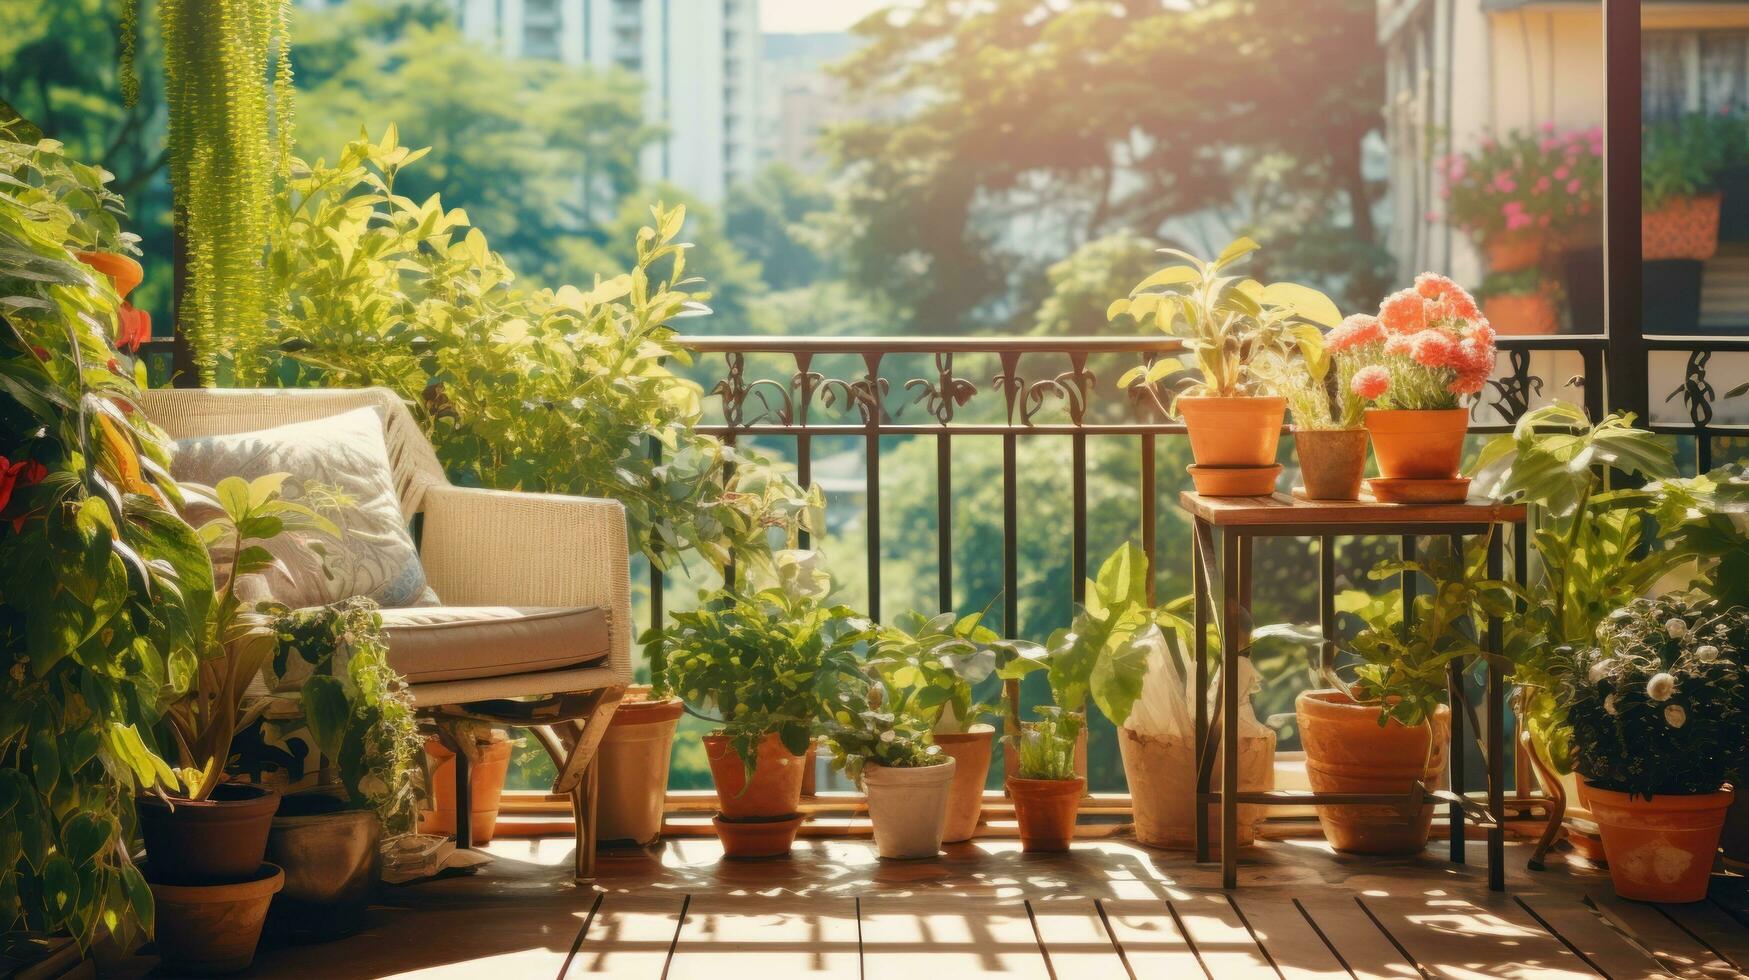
[826,0,1387,331]
[1029,233,1162,339]
[725,163,834,290]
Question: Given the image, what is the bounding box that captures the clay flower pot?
[1363,408,1469,480]
[1296,690,1450,855]
[420,734,513,843]
[1483,291,1560,336]
[597,689,684,845]
[1119,727,1275,850]
[1643,193,1722,261]
[864,758,957,859]
[1177,396,1286,468]
[1186,463,1283,497]
[1583,779,1734,903]
[147,862,283,975]
[704,732,806,820]
[265,794,382,940]
[1007,776,1084,852]
[934,725,996,842]
[1484,230,1545,273]
[1293,429,1369,501]
[138,783,280,886]
[713,813,804,859]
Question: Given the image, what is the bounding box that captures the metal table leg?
[1222,528,1243,889]
[1193,519,1212,863]
[1488,527,1507,891]
[1448,533,1466,865]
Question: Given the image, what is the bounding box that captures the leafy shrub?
[1642,113,1739,210]
[821,708,943,787]
[1566,594,1747,797]
[1014,708,1082,781]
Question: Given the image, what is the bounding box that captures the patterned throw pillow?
[172,406,438,608]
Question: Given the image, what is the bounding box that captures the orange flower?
[1378,289,1426,334]
[116,302,151,353]
[1351,365,1391,400]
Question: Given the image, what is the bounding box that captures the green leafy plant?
[1109,237,1342,413]
[1255,330,1364,430]
[268,129,818,584]
[1565,594,1746,797]
[160,0,293,384]
[1014,707,1083,781]
[1478,268,1554,300]
[820,708,943,788]
[643,553,874,777]
[1642,113,1736,210]
[866,604,1020,734]
[164,474,337,801]
[260,598,422,834]
[1,127,205,951]
[1647,462,1749,611]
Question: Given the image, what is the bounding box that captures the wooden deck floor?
[227,837,1749,979]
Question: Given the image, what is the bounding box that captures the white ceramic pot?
[863,758,957,859]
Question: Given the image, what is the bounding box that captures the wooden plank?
[1097,899,1205,976]
[1514,894,1669,980]
[1587,891,1738,979]
[565,893,687,978]
[1026,898,1132,979]
[1230,896,1354,980]
[1655,901,1749,973]
[1358,892,1594,979]
[1291,895,1422,980]
[1178,491,1524,527]
[1171,894,1280,978]
[665,896,860,977]
[860,899,1049,979]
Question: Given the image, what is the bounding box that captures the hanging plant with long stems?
[159,0,293,384]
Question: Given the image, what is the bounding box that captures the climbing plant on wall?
[159,0,292,384]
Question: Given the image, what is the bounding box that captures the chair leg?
[453,743,472,850]
[574,757,600,882]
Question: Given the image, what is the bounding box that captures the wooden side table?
[1180,491,1528,890]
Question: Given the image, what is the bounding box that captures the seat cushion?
[379,605,611,685]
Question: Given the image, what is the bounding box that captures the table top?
[1178,491,1526,527]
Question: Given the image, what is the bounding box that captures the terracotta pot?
[1297,690,1450,855]
[147,862,283,975]
[138,784,281,886]
[1364,408,1469,480]
[1485,231,1545,273]
[1482,291,1560,336]
[713,813,804,859]
[1119,728,1275,850]
[864,758,957,859]
[1177,396,1286,468]
[935,726,995,842]
[1008,776,1084,852]
[1186,464,1282,497]
[802,741,819,797]
[1643,193,1722,261]
[1293,429,1368,501]
[1584,779,1733,903]
[76,250,144,298]
[597,690,684,845]
[705,732,806,820]
[266,794,381,940]
[419,735,513,843]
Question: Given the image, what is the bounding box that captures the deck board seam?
[1225,895,1287,980]
[1021,900,1056,980]
[1092,898,1142,980]
[1166,899,1218,980]
[1353,896,1434,980]
[1513,894,1612,979]
[1654,903,1744,973]
[1290,898,1359,980]
[556,892,604,980]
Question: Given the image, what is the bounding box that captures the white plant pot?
[863,758,957,860]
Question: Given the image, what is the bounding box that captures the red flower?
[117,302,151,353]
[0,457,26,516]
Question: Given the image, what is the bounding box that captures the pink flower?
[1379,289,1426,334]
[1493,173,1518,193]
[1567,178,1583,194]
[1352,366,1392,400]
[1540,138,1561,152]
[1541,121,1557,134]
[1534,176,1551,192]
[1554,165,1570,180]
[1327,313,1385,352]
[1424,210,1440,222]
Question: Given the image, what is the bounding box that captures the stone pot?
[138,783,280,886]
[712,813,804,859]
[1007,776,1084,853]
[934,725,995,842]
[1293,429,1368,501]
[1119,728,1275,850]
[864,758,957,859]
[705,732,806,820]
[1584,779,1734,903]
[265,793,382,939]
[596,690,684,846]
[1177,395,1286,468]
[1297,690,1449,855]
[419,734,513,843]
[147,862,283,975]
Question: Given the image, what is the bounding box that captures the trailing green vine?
[159,0,292,384]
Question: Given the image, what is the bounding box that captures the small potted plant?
[1565,594,1744,903]
[1643,114,1732,333]
[418,725,514,843]
[1326,273,1495,501]
[1441,125,1603,272]
[1479,270,1562,336]
[1007,708,1086,852]
[868,606,1013,842]
[595,685,686,846]
[1258,329,1368,500]
[644,552,872,858]
[1111,237,1341,496]
[822,696,956,860]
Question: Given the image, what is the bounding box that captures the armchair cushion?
[379,605,611,685]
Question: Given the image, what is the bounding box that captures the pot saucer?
[1187,463,1282,497]
[1366,477,1471,504]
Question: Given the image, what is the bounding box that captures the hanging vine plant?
[159,0,293,384]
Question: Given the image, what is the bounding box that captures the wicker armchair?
[141,387,631,880]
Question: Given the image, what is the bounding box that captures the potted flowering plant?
[821,689,956,860]
[1111,238,1341,496]
[1478,269,1562,336]
[1326,273,1496,500]
[1442,125,1603,271]
[1642,114,1731,262]
[1565,594,1745,903]
[1256,332,1367,500]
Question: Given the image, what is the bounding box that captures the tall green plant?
[160,0,292,384]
